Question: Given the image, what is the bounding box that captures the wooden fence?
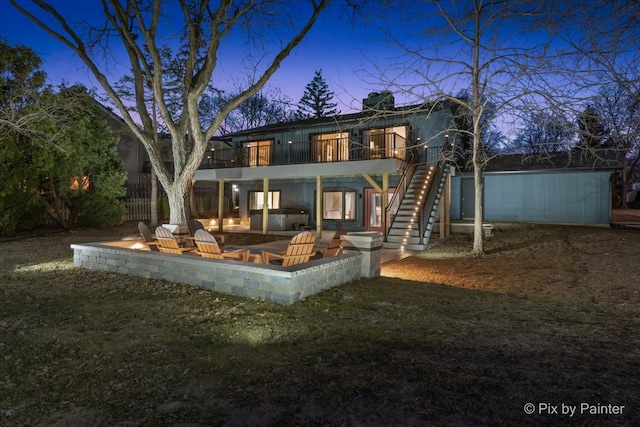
[122,183,230,221]
[122,198,154,221]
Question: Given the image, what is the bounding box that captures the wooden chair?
[193,229,250,262]
[261,231,317,267]
[154,226,195,254]
[187,218,204,235]
[138,221,159,251]
[322,229,347,258]
[186,218,225,246]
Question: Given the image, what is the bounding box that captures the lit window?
[249,191,280,210]
[243,140,271,166]
[312,132,349,162]
[363,126,407,159]
[323,190,355,220]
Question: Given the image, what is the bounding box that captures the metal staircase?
[384,162,449,251]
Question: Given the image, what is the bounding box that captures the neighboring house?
[94,101,148,187]
[96,101,231,219]
[449,150,623,225]
[194,92,460,250]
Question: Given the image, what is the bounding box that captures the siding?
[450,170,613,225]
[237,175,401,230]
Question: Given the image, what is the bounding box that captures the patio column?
[440,168,451,238]
[316,176,323,236]
[218,179,224,233]
[382,173,389,241]
[262,177,269,235]
[341,231,383,278]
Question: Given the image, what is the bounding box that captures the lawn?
[1,222,639,426]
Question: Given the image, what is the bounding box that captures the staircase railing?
[384,145,448,239]
[418,162,447,244]
[418,140,456,244]
[385,158,416,236]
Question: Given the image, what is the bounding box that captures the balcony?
[200,133,416,170]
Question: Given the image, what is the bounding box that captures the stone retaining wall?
[70,241,367,305]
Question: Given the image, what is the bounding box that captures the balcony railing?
[200,133,418,169]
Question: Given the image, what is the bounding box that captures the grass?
[1,223,639,425]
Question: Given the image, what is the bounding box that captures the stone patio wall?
[70,240,372,305]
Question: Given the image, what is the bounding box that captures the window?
[363,126,407,159]
[311,132,349,162]
[323,190,356,220]
[243,140,271,166]
[249,191,280,210]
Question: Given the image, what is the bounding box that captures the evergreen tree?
[295,69,339,119]
[577,105,607,148]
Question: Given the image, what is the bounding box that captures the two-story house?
[194,91,460,250]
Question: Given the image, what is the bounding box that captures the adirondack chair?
[319,229,347,258]
[193,229,250,262]
[187,218,204,235]
[186,218,225,246]
[138,221,159,251]
[154,226,195,254]
[261,231,317,266]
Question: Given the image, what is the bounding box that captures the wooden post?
[439,176,445,239]
[217,179,224,233]
[316,176,323,236]
[445,170,451,236]
[440,168,452,238]
[382,173,389,241]
[262,177,269,235]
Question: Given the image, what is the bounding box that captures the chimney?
[362,90,395,111]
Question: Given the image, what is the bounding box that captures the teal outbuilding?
[449,151,623,225]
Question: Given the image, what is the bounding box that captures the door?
[461,177,480,219]
[365,188,396,231]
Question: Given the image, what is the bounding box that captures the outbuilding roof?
[462,149,624,173]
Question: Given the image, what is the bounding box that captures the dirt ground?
[383,212,640,307]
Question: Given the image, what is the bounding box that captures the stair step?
[386,235,424,245]
[385,163,448,253]
[383,241,427,251]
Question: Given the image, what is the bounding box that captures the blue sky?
[0,0,400,113]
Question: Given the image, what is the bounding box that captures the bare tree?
[591,84,640,208]
[357,0,559,255]
[557,0,640,208]
[217,84,293,133]
[506,111,574,154]
[10,0,328,224]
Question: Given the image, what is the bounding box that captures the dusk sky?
[0,0,402,113]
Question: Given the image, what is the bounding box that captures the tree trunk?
[619,156,628,209]
[472,158,484,256]
[189,182,197,219]
[150,167,158,226]
[167,181,187,225]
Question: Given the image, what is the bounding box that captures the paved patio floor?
[210,225,417,265]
